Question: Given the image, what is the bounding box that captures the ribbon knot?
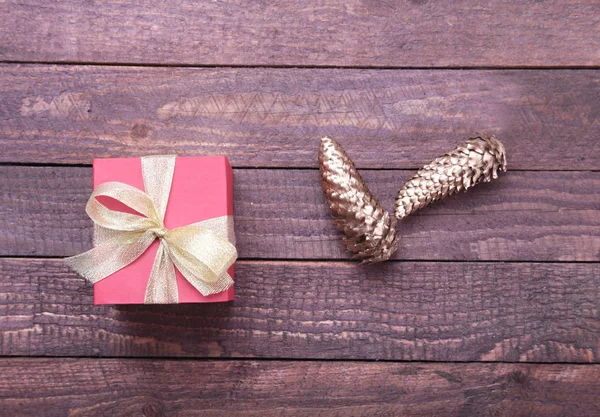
[65,155,237,304]
[151,226,169,239]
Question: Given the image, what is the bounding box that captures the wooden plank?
[1,1,599,67]
[1,166,598,261]
[1,66,599,170]
[1,359,600,417]
[1,258,598,362]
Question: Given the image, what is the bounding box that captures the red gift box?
[91,156,235,305]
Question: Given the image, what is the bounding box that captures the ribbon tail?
[171,255,234,296]
[145,240,179,304]
[94,224,123,245]
[65,231,156,284]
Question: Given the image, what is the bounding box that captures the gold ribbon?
[65,155,237,304]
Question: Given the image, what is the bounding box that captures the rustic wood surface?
[1,66,599,169]
[2,166,598,261]
[2,359,600,417]
[1,1,599,67]
[1,258,598,362]
[1,1,599,415]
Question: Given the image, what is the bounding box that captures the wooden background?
[1,1,599,415]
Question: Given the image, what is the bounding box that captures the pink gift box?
[91,156,235,305]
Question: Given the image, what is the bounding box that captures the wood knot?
[142,401,165,417]
[131,123,151,139]
[506,369,530,388]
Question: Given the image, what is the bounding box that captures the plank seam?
[2,60,600,70]
[0,163,597,173]
[0,355,598,365]
[1,256,598,265]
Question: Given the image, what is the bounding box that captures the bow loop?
[65,155,237,303]
[166,224,237,277]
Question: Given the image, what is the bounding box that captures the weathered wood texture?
[1,1,599,67]
[2,359,600,417]
[1,66,599,169]
[2,166,598,261]
[1,258,598,362]
[1,1,598,413]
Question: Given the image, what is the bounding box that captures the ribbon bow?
[65,155,237,304]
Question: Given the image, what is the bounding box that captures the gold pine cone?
[395,134,507,220]
[319,137,399,264]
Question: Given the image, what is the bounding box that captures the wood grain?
[1,65,599,169]
[1,166,598,261]
[1,258,599,362]
[1,359,600,417]
[1,1,598,410]
[1,1,599,67]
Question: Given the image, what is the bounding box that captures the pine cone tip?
[476,133,507,173]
